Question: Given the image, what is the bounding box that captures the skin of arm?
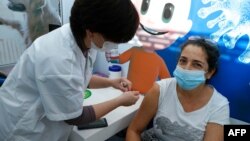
[87,75,139,120]
[93,90,140,119]
[203,123,224,141]
[65,75,138,125]
[88,75,132,92]
[65,90,140,125]
[126,83,160,141]
[88,75,113,88]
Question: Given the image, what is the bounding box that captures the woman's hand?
[110,77,132,92]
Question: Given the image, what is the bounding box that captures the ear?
[84,29,93,48]
[86,29,93,38]
[206,69,215,80]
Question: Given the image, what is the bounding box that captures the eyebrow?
[193,60,205,65]
[180,56,206,65]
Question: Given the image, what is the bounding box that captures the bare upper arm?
[127,83,160,134]
[203,122,224,141]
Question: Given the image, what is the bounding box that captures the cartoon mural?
[198,0,250,64]
[116,45,171,94]
[115,0,192,94]
[132,0,250,122]
[131,0,192,49]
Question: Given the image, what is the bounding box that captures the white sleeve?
[37,74,84,121]
[156,79,167,107]
[156,78,174,108]
[35,50,85,121]
[208,103,230,125]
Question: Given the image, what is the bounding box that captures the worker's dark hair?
[70,0,140,53]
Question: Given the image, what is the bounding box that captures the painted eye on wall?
[141,0,150,15]
[162,3,174,23]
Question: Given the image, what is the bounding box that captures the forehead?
[181,44,207,63]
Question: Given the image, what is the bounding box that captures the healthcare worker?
[0,0,140,140]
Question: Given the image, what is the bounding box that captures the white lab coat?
[0,24,97,141]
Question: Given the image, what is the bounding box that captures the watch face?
[83,89,92,99]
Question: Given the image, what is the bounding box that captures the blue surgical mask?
[173,66,206,90]
[91,41,118,52]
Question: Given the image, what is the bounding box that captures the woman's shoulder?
[209,86,229,107]
[157,77,175,85]
[213,88,228,101]
[156,78,176,92]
